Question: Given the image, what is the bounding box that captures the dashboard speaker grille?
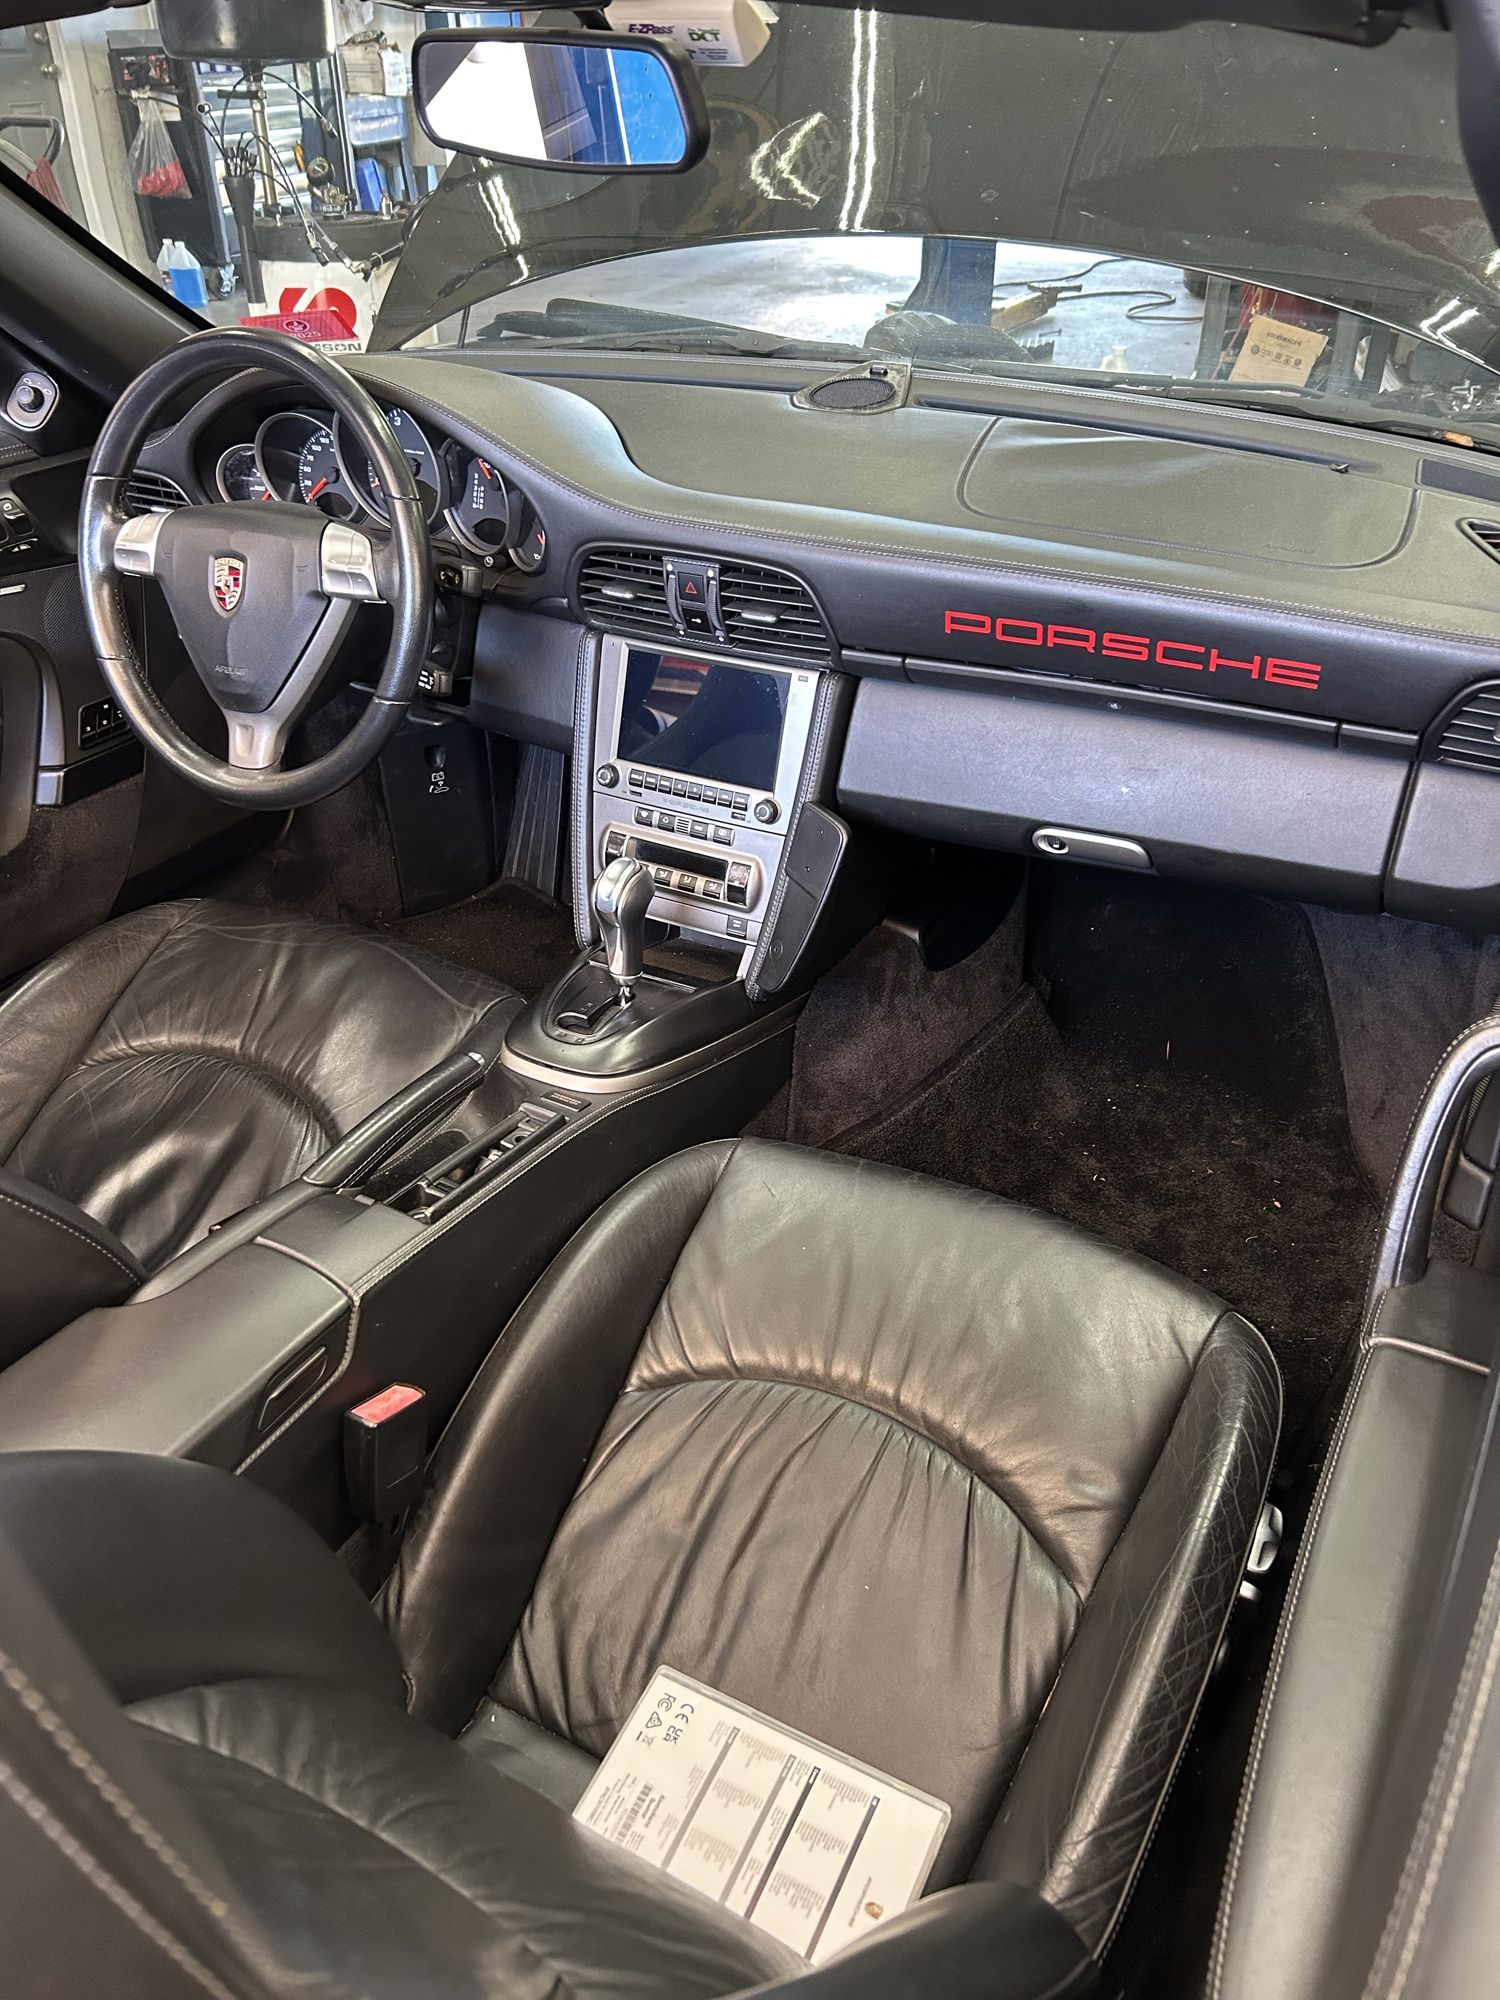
[1436,689,1500,774]
[803,375,899,411]
[577,547,673,637]
[122,470,189,516]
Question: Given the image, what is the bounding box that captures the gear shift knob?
[594,855,654,1002]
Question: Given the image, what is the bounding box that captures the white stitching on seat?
[0,1753,235,2000]
[1373,1009,1500,1243]
[0,1643,271,1975]
[0,1189,138,1283]
[1365,1537,1500,2000]
[1206,1336,1377,2000]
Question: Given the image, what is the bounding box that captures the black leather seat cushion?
[0,898,521,1272]
[385,1139,1281,1952]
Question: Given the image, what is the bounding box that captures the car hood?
[374,12,1500,363]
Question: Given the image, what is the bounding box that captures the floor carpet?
[820,867,1380,1448]
[387,881,579,1001]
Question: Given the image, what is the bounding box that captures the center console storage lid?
[0,1243,347,1465]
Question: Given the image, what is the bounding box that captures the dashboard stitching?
[352,365,1500,659]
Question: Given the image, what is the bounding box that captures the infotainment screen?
[616,648,788,793]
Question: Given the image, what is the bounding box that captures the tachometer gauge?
[507,496,547,574]
[297,424,355,516]
[215,442,270,503]
[446,453,513,555]
[344,407,442,523]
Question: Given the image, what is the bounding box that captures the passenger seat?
[0,1140,1279,1997]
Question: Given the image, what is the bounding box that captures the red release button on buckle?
[349,1382,424,1427]
[344,1384,427,1523]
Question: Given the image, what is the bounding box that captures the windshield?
[6,6,1500,442]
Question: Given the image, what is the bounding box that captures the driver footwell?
[768,864,1381,1450]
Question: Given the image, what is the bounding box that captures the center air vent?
[577,547,672,636]
[1436,688,1500,774]
[718,561,831,661]
[122,470,189,516]
[577,546,833,664]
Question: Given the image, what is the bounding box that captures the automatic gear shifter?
[594,856,654,1004]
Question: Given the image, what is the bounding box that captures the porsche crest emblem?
[212,554,245,615]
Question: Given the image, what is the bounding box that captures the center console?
[503,628,856,1084]
[589,637,824,963]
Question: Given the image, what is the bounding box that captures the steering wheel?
[79,327,432,809]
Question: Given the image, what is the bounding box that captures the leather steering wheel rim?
[79,326,432,810]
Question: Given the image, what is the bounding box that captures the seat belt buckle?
[343,1384,427,1523]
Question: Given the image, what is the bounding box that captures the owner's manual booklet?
[573,1666,950,1964]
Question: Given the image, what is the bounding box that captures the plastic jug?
[159,238,209,310]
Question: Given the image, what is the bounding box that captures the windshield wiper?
[469,296,870,363]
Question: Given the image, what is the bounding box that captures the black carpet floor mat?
[388,881,578,1001]
[826,868,1380,1447]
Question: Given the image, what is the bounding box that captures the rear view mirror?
[412,28,710,175]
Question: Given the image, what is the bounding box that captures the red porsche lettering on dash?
[941,611,1324,696]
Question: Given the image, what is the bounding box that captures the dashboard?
[123,346,1500,936]
[206,401,546,573]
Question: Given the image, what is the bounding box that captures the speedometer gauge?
[446,454,512,554]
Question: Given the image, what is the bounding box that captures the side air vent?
[1435,688,1500,774]
[1463,520,1500,565]
[718,561,832,662]
[577,546,673,636]
[123,470,189,516]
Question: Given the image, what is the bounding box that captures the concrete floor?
[461,235,1206,374]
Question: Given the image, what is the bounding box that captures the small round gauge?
[445,452,513,555]
[343,407,442,523]
[297,423,357,517]
[215,442,271,503]
[507,495,547,573]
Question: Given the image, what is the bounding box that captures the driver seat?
[0,897,522,1366]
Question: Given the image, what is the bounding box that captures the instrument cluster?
[212,404,546,573]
